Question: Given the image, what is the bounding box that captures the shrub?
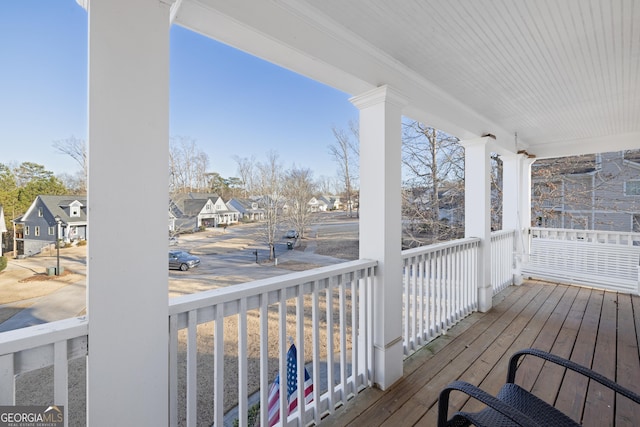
[77,240,87,246]
[233,402,260,427]
[0,256,6,273]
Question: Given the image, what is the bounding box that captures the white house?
[170,193,239,229]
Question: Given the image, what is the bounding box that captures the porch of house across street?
[1,1,639,426]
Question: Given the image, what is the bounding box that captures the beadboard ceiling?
[175,0,640,158]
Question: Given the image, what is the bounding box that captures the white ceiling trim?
[532,131,640,160]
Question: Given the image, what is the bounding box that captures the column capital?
[500,150,537,163]
[349,85,407,110]
[78,0,177,14]
[458,136,497,150]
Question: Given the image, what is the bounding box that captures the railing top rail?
[401,237,480,259]
[530,227,640,238]
[169,258,377,316]
[0,316,88,356]
[490,229,517,238]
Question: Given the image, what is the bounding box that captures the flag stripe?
[267,343,314,426]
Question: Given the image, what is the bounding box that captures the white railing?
[491,229,516,295]
[401,238,480,356]
[0,317,88,427]
[168,259,376,427]
[530,227,640,246]
[525,228,640,294]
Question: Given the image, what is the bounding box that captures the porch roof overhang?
[173,0,640,159]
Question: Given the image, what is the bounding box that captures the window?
[35,226,40,237]
[38,207,43,217]
[25,226,29,236]
[48,226,55,235]
[569,216,588,230]
[625,180,640,196]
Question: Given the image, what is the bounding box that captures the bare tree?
[316,175,339,195]
[490,153,503,231]
[283,167,317,239]
[329,121,359,216]
[253,152,284,260]
[401,121,464,245]
[169,136,210,194]
[233,155,256,197]
[57,172,85,195]
[52,136,87,192]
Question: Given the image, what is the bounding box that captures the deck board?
[319,280,640,427]
[617,295,640,425]
[555,289,603,421]
[583,291,618,425]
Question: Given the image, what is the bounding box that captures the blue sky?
[1,1,359,181]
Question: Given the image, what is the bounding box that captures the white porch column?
[87,0,170,425]
[350,85,406,390]
[502,153,535,284]
[461,137,493,312]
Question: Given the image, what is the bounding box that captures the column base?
[478,285,493,313]
[373,336,404,390]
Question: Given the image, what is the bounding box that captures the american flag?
[266,343,313,426]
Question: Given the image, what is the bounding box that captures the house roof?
[181,199,209,216]
[532,154,598,176]
[19,195,88,224]
[174,0,640,160]
[228,198,266,213]
[624,150,640,164]
[170,193,221,217]
[532,150,640,177]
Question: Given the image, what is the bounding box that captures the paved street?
[0,213,359,331]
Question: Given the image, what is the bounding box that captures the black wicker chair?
[437,348,640,427]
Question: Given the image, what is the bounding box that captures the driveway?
[0,244,87,330]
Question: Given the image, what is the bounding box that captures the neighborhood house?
[12,195,87,257]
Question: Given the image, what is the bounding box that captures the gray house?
[532,151,640,231]
[13,195,87,257]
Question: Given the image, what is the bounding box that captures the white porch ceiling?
[175,0,640,159]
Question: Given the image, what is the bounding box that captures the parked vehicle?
[284,229,299,239]
[169,250,200,271]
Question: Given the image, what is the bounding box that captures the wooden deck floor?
[320,279,640,426]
